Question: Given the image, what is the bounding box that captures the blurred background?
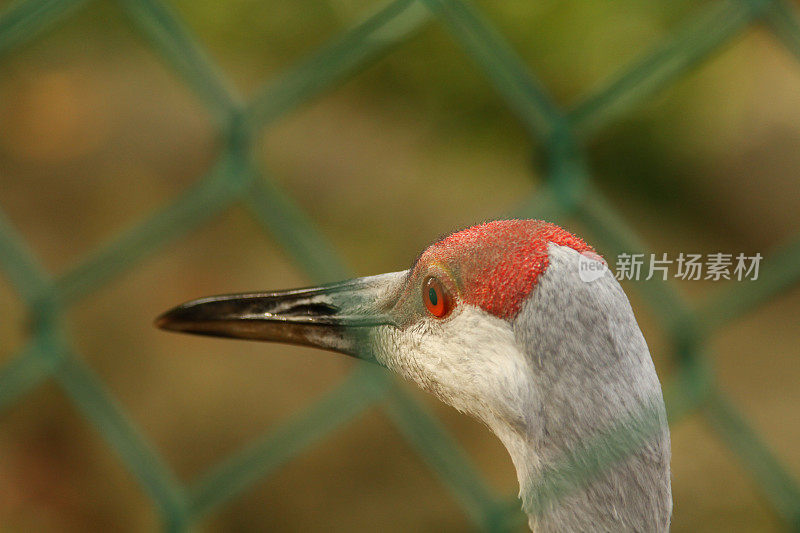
[1,0,799,531]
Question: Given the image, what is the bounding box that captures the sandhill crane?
[157,219,672,532]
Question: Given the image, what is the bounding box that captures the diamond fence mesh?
[1,0,800,530]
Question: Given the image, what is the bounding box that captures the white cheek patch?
[373,305,536,430]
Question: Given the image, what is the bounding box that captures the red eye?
[423,276,452,318]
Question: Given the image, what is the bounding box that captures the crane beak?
[155,271,406,360]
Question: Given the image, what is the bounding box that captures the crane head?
[157,220,604,427]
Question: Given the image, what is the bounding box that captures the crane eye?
[422,276,453,318]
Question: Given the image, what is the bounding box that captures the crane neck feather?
[505,244,672,532]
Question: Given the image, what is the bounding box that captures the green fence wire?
[1,0,800,530]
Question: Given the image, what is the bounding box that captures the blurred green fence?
[2,0,800,530]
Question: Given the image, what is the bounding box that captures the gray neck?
[503,245,672,532]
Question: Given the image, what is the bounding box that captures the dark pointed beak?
[155,271,406,359]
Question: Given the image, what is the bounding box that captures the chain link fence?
[1,0,800,530]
